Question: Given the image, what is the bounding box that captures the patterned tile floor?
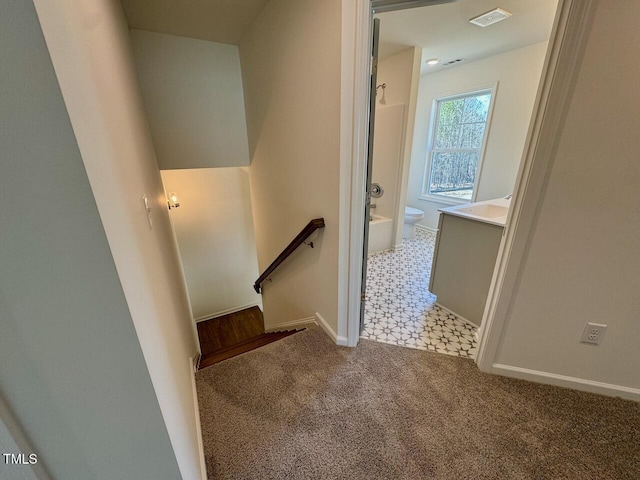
[362,229,478,359]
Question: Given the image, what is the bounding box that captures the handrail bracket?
[253,218,325,294]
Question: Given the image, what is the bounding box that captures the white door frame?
[339,0,595,360]
[339,0,372,346]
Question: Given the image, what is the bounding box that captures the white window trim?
[419,82,499,205]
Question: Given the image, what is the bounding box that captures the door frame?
[358,17,381,336]
[339,0,594,358]
[339,0,372,346]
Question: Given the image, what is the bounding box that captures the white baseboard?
[315,312,348,346]
[415,224,438,234]
[491,363,640,402]
[194,302,261,323]
[435,302,479,329]
[368,247,392,256]
[189,355,208,480]
[192,351,201,373]
[392,243,404,252]
[265,316,317,333]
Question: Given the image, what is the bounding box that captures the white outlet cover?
[580,322,607,345]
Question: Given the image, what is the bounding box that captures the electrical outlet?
[580,322,607,345]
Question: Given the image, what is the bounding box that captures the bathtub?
[368,215,393,254]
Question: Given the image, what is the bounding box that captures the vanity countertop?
[438,197,511,227]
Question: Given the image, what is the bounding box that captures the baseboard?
[265,316,317,333]
[415,224,438,234]
[194,302,261,323]
[189,355,208,480]
[315,312,348,346]
[192,351,201,373]
[392,243,404,252]
[474,323,485,345]
[368,247,393,256]
[435,302,479,329]
[491,363,640,402]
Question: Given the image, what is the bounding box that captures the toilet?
[403,206,424,239]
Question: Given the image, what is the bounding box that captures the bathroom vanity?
[429,198,510,327]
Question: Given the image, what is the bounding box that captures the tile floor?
[361,229,478,358]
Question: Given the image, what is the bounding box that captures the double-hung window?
[422,86,495,202]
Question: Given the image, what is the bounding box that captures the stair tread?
[199,330,299,369]
[197,306,265,356]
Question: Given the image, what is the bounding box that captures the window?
[422,87,495,202]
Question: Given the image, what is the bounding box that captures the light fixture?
[167,192,180,210]
[469,8,512,28]
[426,58,440,66]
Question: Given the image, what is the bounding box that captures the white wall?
[1,1,187,478]
[376,47,421,246]
[33,1,205,478]
[130,29,250,170]
[407,42,548,229]
[371,104,404,223]
[492,0,640,399]
[377,48,416,108]
[239,0,342,337]
[161,168,262,320]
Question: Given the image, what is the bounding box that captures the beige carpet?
[196,326,639,479]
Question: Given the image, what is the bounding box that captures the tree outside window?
[423,88,495,202]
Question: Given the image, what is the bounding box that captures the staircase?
[197,306,300,370]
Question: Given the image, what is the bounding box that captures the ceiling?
[377,0,559,74]
[119,0,270,45]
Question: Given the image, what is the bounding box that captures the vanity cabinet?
[429,212,504,327]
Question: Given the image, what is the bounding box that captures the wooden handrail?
[253,218,325,294]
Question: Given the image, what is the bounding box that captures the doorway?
[348,0,565,356]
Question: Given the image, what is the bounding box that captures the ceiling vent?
[442,58,465,66]
[469,8,512,27]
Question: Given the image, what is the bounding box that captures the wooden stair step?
[199,330,300,370]
[197,306,265,357]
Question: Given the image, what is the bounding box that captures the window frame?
[420,83,498,205]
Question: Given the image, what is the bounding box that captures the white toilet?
[403,206,424,239]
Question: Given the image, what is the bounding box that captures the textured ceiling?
[377,0,559,74]
[120,0,270,45]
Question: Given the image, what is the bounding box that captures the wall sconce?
[167,192,180,210]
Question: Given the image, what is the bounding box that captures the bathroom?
[363,0,559,356]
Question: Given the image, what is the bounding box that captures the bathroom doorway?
[359,0,560,357]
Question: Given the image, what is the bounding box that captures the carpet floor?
[196,326,640,479]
